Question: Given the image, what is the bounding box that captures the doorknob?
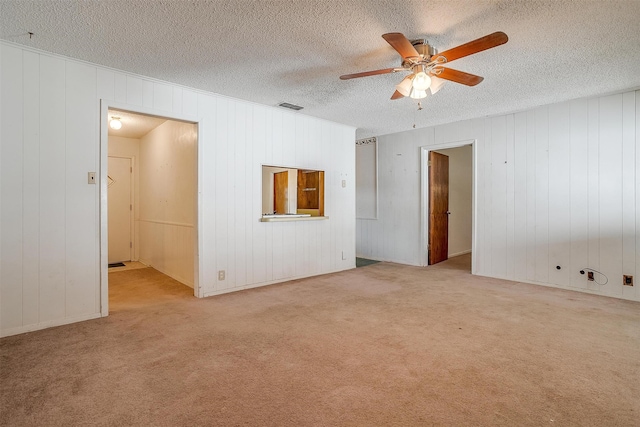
[446,211,451,215]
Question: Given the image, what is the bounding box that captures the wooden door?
[297,170,324,216]
[429,151,449,265]
[108,156,132,263]
[273,171,288,214]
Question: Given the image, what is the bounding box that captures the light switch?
[88,172,96,184]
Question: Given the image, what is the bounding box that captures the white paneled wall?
[357,90,640,302]
[139,120,197,287]
[0,42,356,337]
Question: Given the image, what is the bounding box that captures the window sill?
[260,215,329,222]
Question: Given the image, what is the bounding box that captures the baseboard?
[202,264,355,298]
[473,272,640,303]
[449,249,471,258]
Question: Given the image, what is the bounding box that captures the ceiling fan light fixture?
[340,31,508,103]
[395,75,414,97]
[412,69,431,92]
[109,117,122,130]
[409,89,428,99]
[429,76,446,95]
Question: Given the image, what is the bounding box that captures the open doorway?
[421,141,475,271]
[101,105,199,314]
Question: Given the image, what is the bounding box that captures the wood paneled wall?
[357,90,640,302]
[0,42,356,337]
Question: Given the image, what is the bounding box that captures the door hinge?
[428,160,432,167]
[130,242,132,248]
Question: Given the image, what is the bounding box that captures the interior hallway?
[1,255,639,426]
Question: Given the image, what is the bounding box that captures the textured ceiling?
[2,1,640,138]
[107,109,167,139]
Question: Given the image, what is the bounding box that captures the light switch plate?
[88,172,96,184]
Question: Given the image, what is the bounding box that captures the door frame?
[107,155,134,263]
[419,139,477,272]
[99,100,203,317]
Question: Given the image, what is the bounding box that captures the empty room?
[1,1,639,426]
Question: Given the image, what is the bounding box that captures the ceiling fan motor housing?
[402,41,437,67]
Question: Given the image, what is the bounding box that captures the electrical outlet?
[587,271,594,281]
[623,275,633,286]
[218,270,225,281]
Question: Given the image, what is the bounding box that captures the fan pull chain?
[413,102,423,128]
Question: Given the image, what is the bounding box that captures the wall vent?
[278,102,303,111]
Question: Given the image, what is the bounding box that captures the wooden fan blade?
[391,90,405,100]
[340,67,398,80]
[382,33,420,60]
[432,67,484,86]
[433,31,508,64]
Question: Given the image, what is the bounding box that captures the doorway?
[100,102,201,316]
[421,141,475,271]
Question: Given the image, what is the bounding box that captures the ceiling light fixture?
[109,117,122,130]
[410,89,428,100]
[412,66,432,92]
[395,75,414,97]
[400,65,431,100]
[429,76,446,95]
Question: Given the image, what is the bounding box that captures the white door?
[108,156,132,264]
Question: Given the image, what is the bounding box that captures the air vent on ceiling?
[278,102,303,111]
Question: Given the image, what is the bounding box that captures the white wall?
[356,141,377,219]
[0,41,356,337]
[138,120,197,287]
[357,90,640,302]
[108,135,141,260]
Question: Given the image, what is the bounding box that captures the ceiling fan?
[340,31,508,100]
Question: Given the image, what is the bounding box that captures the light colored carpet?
[1,254,639,426]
